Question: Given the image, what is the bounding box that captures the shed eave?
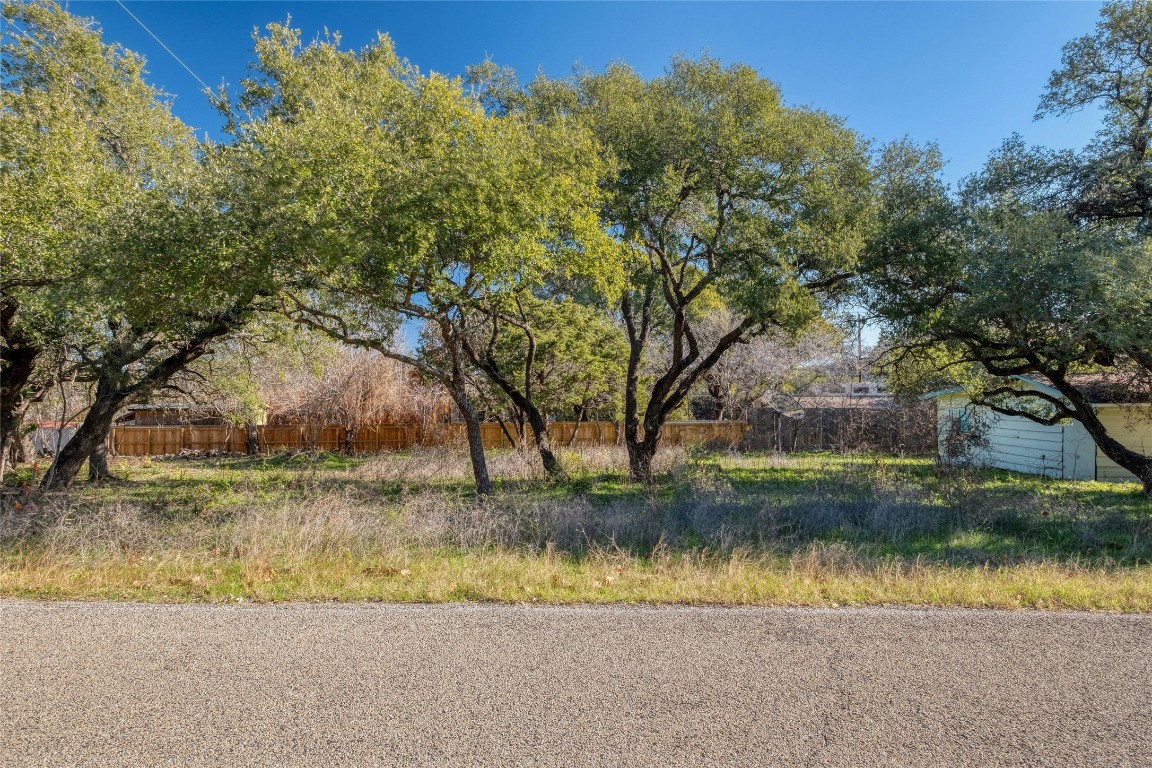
[919,387,962,401]
[919,375,1068,402]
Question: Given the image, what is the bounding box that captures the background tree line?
[2,0,1149,494]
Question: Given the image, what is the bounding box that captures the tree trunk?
[1079,415,1152,496]
[87,440,112,482]
[458,304,571,481]
[0,338,38,479]
[619,279,756,482]
[38,310,245,489]
[343,427,355,455]
[621,294,648,482]
[495,416,517,449]
[462,345,566,481]
[10,430,28,466]
[244,421,260,455]
[706,380,726,421]
[626,428,661,484]
[515,410,527,451]
[500,401,564,479]
[0,413,18,480]
[566,406,587,447]
[523,407,564,481]
[455,394,492,495]
[41,384,122,491]
[289,308,494,495]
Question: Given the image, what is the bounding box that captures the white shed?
[927,376,1151,483]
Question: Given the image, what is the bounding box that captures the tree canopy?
[1036,0,1152,227]
[7,0,1149,498]
[0,0,197,474]
[225,23,619,491]
[865,0,1152,493]
[520,56,875,479]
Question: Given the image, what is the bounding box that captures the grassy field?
[2,447,1151,610]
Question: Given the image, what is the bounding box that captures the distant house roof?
[115,403,229,426]
[794,394,894,410]
[919,376,1061,401]
[758,391,894,416]
[125,403,209,411]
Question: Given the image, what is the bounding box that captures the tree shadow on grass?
[542,454,1152,567]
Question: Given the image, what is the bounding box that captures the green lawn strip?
[4,549,1151,611]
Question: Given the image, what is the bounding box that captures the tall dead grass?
[2,447,1151,608]
[354,444,687,484]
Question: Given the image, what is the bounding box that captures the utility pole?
[854,316,864,385]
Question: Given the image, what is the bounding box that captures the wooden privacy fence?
[111,424,424,456]
[433,420,748,450]
[109,420,750,457]
[112,426,244,456]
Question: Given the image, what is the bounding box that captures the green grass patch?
[3,447,1150,609]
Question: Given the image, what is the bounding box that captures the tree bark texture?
[453,388,492,495]
[41,379,121,490]
[87,440,111,482]
[244,422,260,455]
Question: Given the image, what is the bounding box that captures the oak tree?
[543,56,875,480]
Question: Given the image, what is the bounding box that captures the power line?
[113,0,212,94]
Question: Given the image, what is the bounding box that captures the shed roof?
[921,374,1151,405]
[1063,373,1151,404]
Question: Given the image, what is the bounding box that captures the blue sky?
[64,1,1107,188]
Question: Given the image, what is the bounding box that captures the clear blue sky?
[64,1,1106,188]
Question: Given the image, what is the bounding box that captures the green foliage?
[0,0,197,355]
[506,54,878,474]
[227,24,621,320]
[174,316,330,426]
[0,0,281,356]
[1,2,308,488]
[223,21,627,488]
[862,3,1152,490]
[1036,0,1152,227]
[471,298,629,421]
[868,0,1152,409]
[868,139,1152,394]
[568,55,874,326]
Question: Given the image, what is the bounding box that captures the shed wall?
[936,396,1064,477]
[1094,406,1152,483]
[1060,418,1096,481]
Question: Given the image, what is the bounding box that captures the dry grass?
[2,447,1150,610]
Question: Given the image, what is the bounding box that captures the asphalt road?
[1,601,1149,767]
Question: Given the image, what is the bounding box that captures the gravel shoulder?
[1,601,1150,767]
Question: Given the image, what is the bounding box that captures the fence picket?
[106,420,749,457]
